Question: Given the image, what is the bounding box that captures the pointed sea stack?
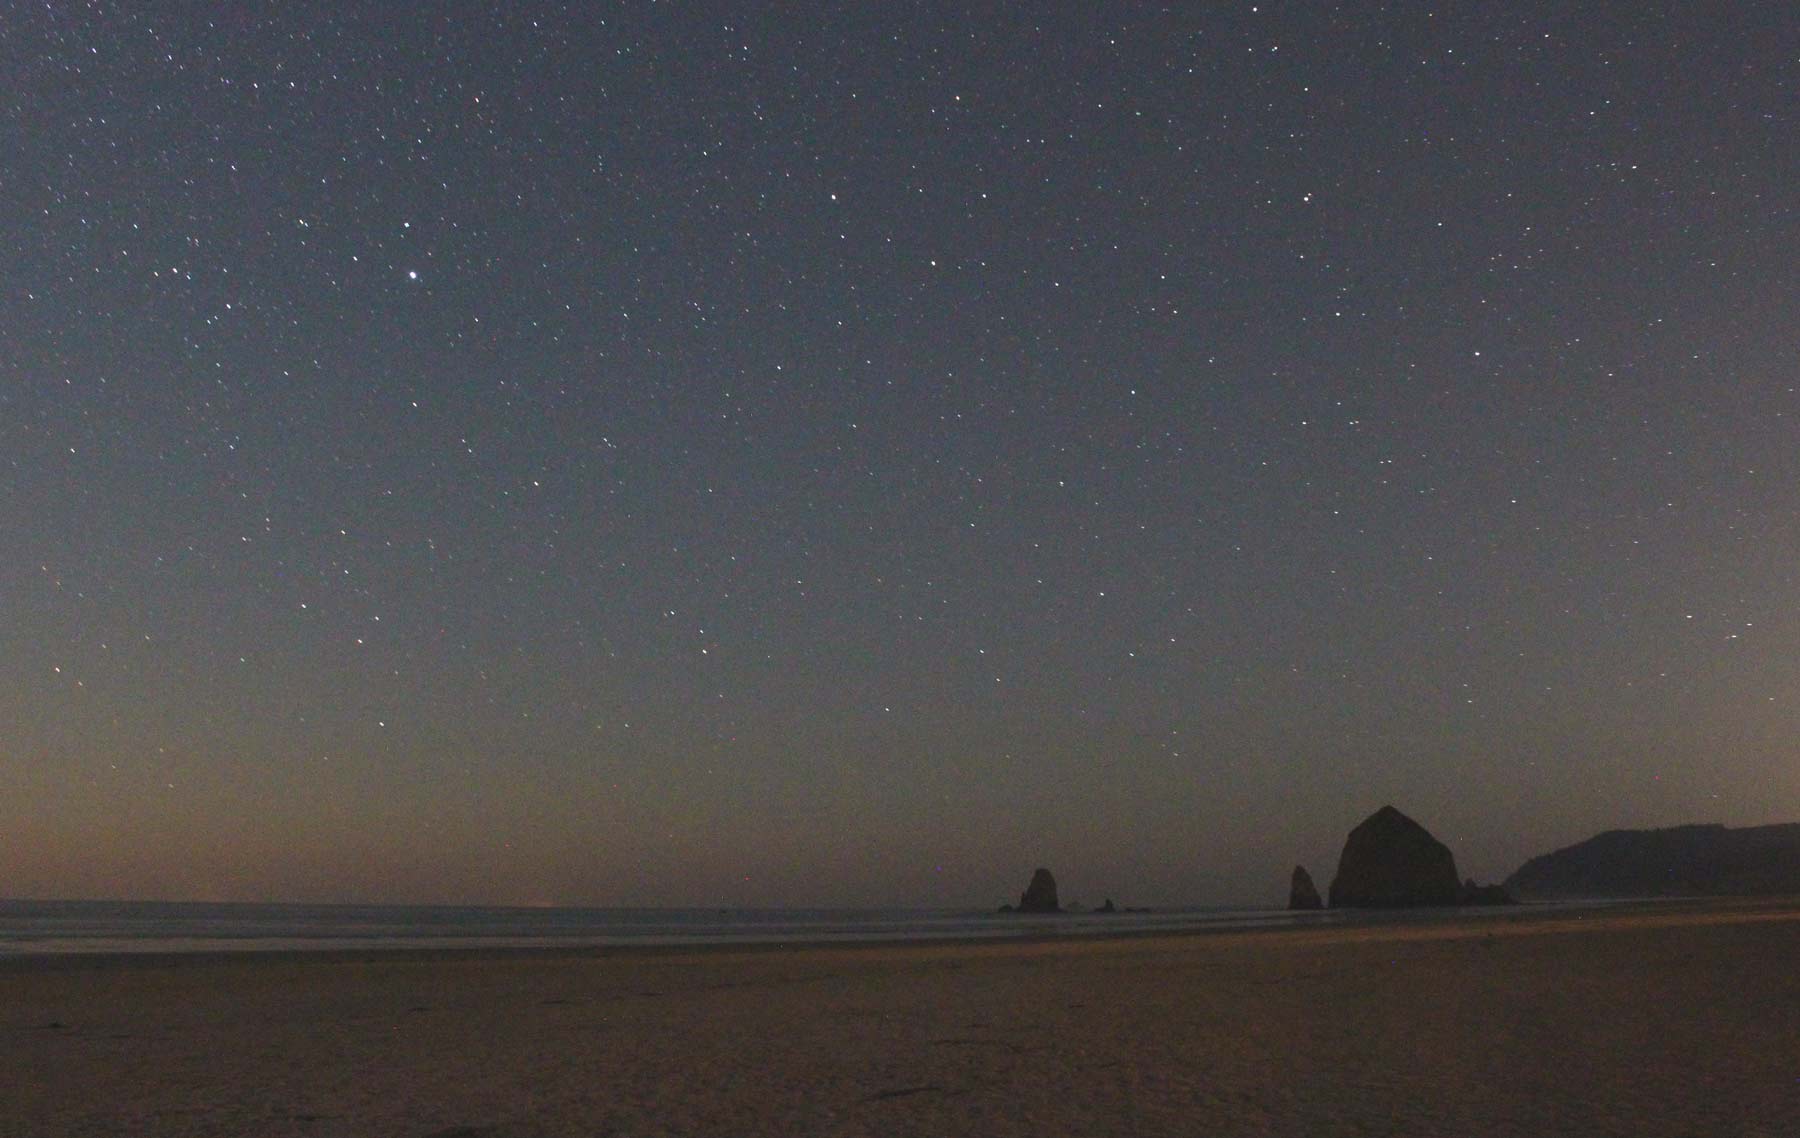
[1288,865,1324,910]
[1017,867,1061,913]
[1328,806,1462,908]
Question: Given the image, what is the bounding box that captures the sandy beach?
[7,900,1799,1137]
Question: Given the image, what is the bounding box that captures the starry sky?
[3,2,1796,908]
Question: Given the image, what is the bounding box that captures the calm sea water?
[0,899,1338,957]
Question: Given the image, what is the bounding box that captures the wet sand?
[6,899,1799,1136]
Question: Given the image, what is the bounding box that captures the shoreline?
[3,893,1791,972]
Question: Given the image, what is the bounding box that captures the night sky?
[4,3,1795,908]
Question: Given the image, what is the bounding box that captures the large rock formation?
[1017,867,1061,913]
[1288,865,1324,910]
[1328,806,1463,908]
[1505,822,1800,900]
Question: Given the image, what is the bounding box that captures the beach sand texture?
[6,902,1799,1137]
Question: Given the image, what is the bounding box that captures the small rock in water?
[1459,877,1516,906]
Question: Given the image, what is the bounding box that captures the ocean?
[0,899,1337,957]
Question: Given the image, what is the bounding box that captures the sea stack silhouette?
[1328,806,1463,907]
[1016,867,1061,913]
[1288,865,1324,910]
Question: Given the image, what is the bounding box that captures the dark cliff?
[1506,822,1800,899]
